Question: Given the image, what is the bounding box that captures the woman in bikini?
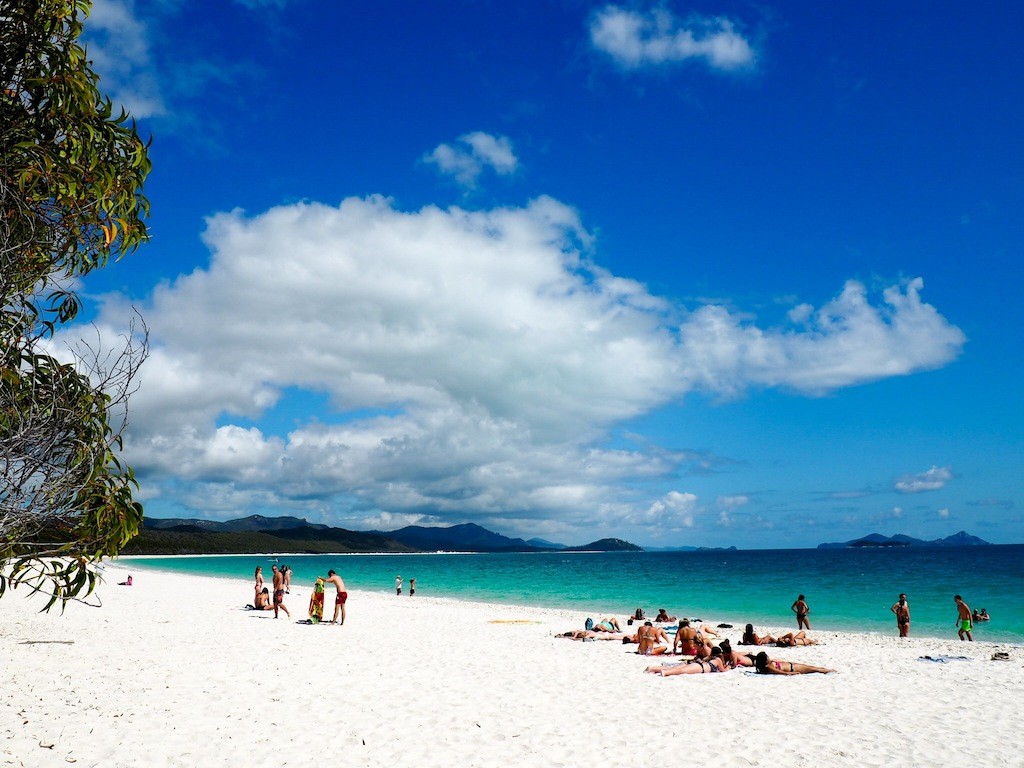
[753,651,834,675]
[645,646,728,676]
[592,618,621,633]
[671,620,711,657]
[254,566,264,603]
[741,624,776,645]
[774,630,818,647]
[718,639,754,669]
[636,623,668,656]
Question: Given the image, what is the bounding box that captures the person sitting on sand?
[774,630,818,647]
[753,651,834,675]
[591,618,621,633]
[653,609,676,623]
[645,646,729,676]
[633,608,646,621]
[636,622,669,656]
[246,587,273,611]
[118,575,133,586]
[741,623,776,645]
[672,619,711,657]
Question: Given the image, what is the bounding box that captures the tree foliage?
[1,0,151,609]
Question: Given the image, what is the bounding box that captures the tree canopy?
[1,0,151,609]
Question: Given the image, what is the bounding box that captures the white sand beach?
[2,563,1022,768]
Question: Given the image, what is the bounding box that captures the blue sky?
[70,0,1023,548]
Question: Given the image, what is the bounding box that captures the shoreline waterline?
[117,545,1024,643]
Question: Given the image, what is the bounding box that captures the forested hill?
[125,517,644,555]
[817,531,991,549]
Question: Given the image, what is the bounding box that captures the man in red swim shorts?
[323,569,347,625]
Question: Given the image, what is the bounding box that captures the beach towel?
[308,578,325,624]
[917,655,971,663]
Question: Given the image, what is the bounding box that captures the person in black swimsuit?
[753,652,834,675]
[891,594,911,637]
[791,595,811,629]
[645,647,729,676]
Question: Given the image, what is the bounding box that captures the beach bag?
[585,618,593,631]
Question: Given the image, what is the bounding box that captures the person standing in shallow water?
[791,594,811,630]
[409,578,415,596]
[395,575,402,595]
[955,594,973,641]
[891,593,911,637]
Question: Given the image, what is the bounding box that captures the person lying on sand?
[753,651,834,675]
[774,631,818,647]
[646,646,728,676]
[718,639,753,669]
[591,618,621,632]
[558,630,627,641]
[636,622,669,656]
[741,624,776,645]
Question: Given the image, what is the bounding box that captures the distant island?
[817,531,992,549]
[125,516,647,556]
[122,517,997,556]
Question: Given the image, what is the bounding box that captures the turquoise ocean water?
[122,545,1024,643]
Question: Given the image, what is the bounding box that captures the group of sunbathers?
[560,613,834,677]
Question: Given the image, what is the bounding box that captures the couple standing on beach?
[395,576,416,596]
[251,565,292,619]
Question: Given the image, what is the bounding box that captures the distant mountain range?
[128,517,996,556]
[129,517,639,555]
[817,531,992,549]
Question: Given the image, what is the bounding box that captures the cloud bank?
[590,5,756,72]
[81,195,964,539]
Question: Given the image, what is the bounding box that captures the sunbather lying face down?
[646,647,728,676]
[774,631,817,647]
[753,652,834,675]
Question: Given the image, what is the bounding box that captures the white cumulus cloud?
[424,132,519,188]
[590,5,755,72]
[895,466,954,494]
[76,194,965,539]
